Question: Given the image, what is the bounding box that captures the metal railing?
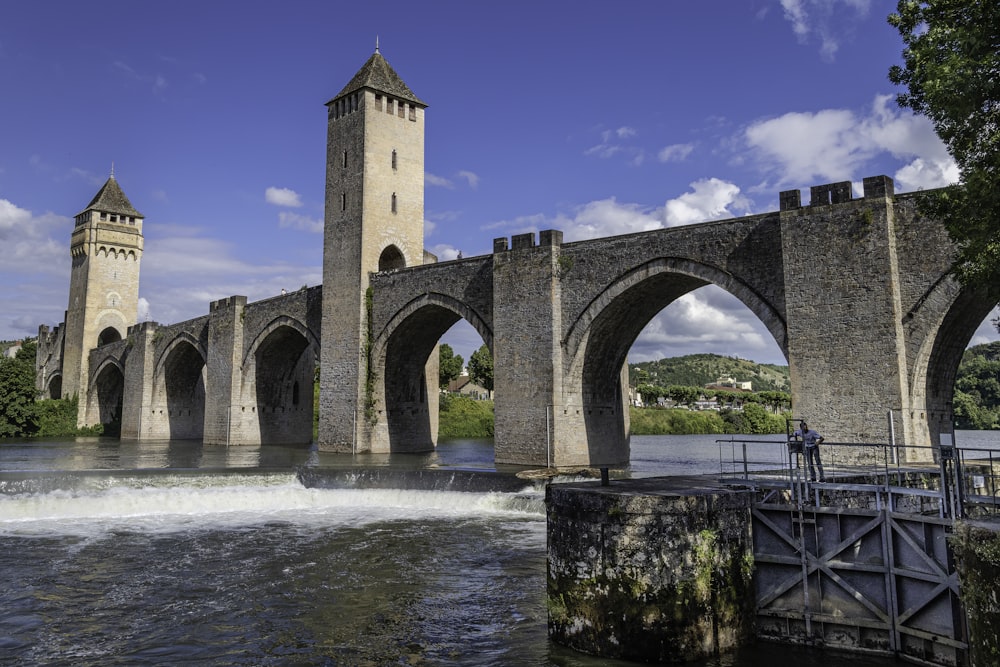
[715,438,985,519]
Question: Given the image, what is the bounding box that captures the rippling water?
[4,433,987,665]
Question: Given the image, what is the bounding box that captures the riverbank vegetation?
[631,403,789,435]
[0,339,103,438]
[439,394,494,438]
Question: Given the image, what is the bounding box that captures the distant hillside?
[629,353,790,393]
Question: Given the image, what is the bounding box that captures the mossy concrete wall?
[952,519,1000,667]
[546,478,755,663]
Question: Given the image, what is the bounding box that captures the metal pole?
[546,405,553,469]
[887,410,897,465]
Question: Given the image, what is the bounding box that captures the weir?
[546,441,1000,666]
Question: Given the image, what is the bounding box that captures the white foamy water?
[0,474,544,536]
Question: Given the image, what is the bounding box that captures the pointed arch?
[378,244,406,271]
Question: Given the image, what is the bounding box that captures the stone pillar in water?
[546,480,755,662]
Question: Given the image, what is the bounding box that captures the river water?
[2,432,995,666]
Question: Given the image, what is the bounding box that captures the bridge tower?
[319,48,429,451]
[61,171,144,424]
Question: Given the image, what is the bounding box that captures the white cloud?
[486,179,751,245]
[556,199,663,242]
[778,0,871,61]
[277,211,322,233]
[629,288,784,364]
[265,186,303,207]
[743,95,957,191]
[665,178,751,226]
[113,60,169,95]
[658,143,694,163]
[0,199,74,338]
[426,172,454,188]
[0,198,31,231]
[137,224,321,327]
[427,243,461,261]
[585,126,645,164]
[457,170,480,189]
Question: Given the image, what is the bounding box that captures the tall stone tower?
[61,171,144,413]
[318,48,427,451]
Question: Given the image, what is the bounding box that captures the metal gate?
[753,501,967,665]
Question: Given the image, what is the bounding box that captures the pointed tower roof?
[78,174,143,218]
[328,50,426,107]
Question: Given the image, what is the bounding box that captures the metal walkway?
[715,437,990,666]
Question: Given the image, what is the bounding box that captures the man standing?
[792,420,825,482]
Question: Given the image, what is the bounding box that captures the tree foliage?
[954,342,1000,428]
[888,0,1000,285]
[438,344,464,389]
[468,344,494,392]
[0,341,39,437]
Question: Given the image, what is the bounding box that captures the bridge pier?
[204,296,247,445]
[492,230,630,468]
[119,321,157,439]
[780,176,932,459]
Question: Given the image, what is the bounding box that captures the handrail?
[716,438,1000,519]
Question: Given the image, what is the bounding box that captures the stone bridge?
[83,176,993,467]
[83,286,322,445]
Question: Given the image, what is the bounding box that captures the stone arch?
[378,244,406,271]
[908,279,999,453]
[562,258,787,464]
[152,333,207,440]
[87,357,124,436]
[564,257,786,364]
[46,372,62,400]
[370,292,494,452]
[241,316,320,444]
[97,326,123,347]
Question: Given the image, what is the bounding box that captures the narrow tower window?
[342,150,348,168]
[341,193,346,211]
[391,149,397,171]
[391,193,397,214]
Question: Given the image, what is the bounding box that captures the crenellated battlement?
[779,174,896,211]
[493,229,564,253]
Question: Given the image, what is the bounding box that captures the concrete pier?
[546,477,755,663]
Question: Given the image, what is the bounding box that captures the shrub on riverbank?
[33,398,103,437]
[629,406,789,435]
[439,395,494,438]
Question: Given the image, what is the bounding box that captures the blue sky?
[1,0,995,367]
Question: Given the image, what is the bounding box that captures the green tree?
[0,341,39,437]
[888,0,1000,286]
[667,385,701,408]
[438,343,464,389]
[468,344,494,393]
